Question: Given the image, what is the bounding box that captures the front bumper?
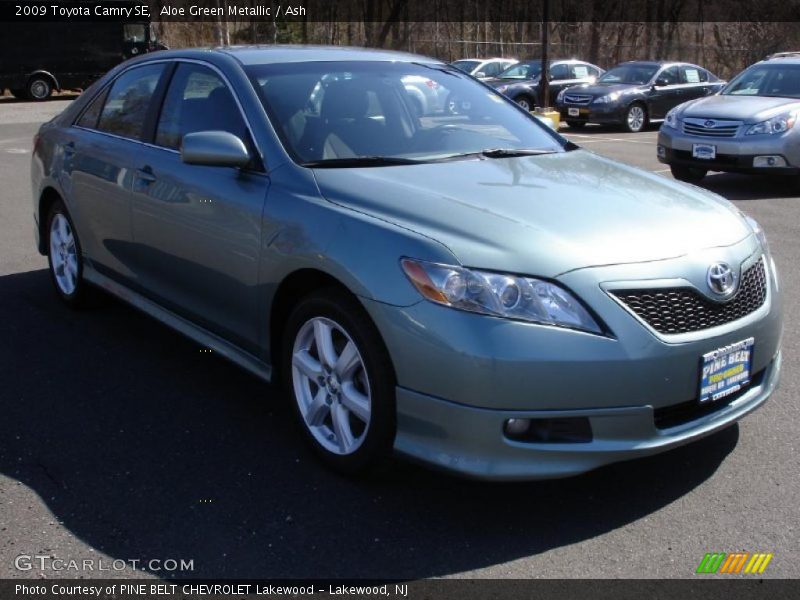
[361,241,782,479]
[658,126,800,174]
[393,352,780,480]
[557,102,626,125]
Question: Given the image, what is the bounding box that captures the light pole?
[539,0,550,110]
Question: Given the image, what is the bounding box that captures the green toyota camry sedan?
[31,46,782,479]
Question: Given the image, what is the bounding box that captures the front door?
[130,62,270,352]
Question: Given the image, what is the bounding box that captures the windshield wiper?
[480,148,558,158]
[301,156,425,168]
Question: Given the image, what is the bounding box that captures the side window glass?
[483,63,501,77]
[76,87,109,129]
[549,64,569,80]
[571,64,590,79]
[659,67,680,85]
[682,67,703,84]
[96,64,165,140]
[156,63,247,150]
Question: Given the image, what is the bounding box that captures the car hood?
[677,94,800,121]
[563,82,644,97]
[312,150,750,277]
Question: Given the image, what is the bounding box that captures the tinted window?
[96,64,165,140]
[76,87,109,129]
[247,61,566,164]
[451,60,480,74]
[599,64,659,84]
[155,63,247,150]
[549,64,569,80]
[481,62,504,77]
[658,66,680,85]
[498,62,542,80]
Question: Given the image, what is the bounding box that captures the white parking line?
[0,137,29,145]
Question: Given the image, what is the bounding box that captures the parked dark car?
[556,61,725,132]
[485,59,604,111]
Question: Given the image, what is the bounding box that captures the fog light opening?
[657,145,667,158]
[753,155,787,168]
[503,417,593,444]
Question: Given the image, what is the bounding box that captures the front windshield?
[451,60,480,73]
[497,62,541,80]
[246,61,566,165]
[598,65,659,85]
[722,64,800,98]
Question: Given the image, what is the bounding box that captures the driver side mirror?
[654,77,670,87]
[181,131,251,168]
[475,71,487,79]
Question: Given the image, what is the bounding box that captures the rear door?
[67,62,168,281]
[680,65,712,100]
[129,62,269,352]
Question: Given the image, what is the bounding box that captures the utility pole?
[539,0,550,110]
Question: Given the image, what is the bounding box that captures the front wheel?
[515,96,534,112]
[670,165,708,184]
[623,103,647,133]
[282,288,396,475]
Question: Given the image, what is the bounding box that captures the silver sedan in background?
[658,54,800,183]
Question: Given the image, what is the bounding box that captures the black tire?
[515,95,535,112]
[45,200,92,308]
[27,76,53,101]
[566,120,586,129]
[623,102,648,133]
[670,165,708,184]
[281,288,396,475]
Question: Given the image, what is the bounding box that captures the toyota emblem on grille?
[704,120,716,128]
[707,262,737,297]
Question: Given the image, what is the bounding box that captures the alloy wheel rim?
[517,99,530,111]
[291,316,371,455]
[628,106,644,131]
[49,213,78,295]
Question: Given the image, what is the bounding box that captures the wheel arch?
[37,186,64,255]
[27,70,60,92]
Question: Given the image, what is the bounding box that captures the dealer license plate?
[699,337,754,403]
[692,143,716,160]
[568,107,580,117]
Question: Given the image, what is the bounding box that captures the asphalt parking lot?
[0,97,798,580]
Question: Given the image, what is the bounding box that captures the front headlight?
[556,89,566,103]
[664,108,679,129]
[593,92,621,104]
[742,213,771,258]
[496,85,509,94]
[746,112,797,135]
[400,258,603,334]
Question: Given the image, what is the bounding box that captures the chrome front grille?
[611,258,767,335]
[682,117,741,138]
[563,94,592,105]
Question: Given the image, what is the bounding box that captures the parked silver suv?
[658,54,800,183]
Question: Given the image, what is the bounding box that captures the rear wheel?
[282,288,396,475]
[623,103,647,133]
[670,165,708,184]
[27,76,53,101]
[46,200,91,307]
[566,120,586,129]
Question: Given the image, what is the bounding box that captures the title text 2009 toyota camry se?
[31,47,782,479]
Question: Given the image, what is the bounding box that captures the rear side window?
[96,64,165,140]
[681,66,708,83]
[76,87,109,129]
[155,63,247,150]
[571,64,590,79]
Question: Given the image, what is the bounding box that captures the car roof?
[141,45,443,66]
[615,60,699,68]
[219,45,440,65]
[763,53,800,64]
